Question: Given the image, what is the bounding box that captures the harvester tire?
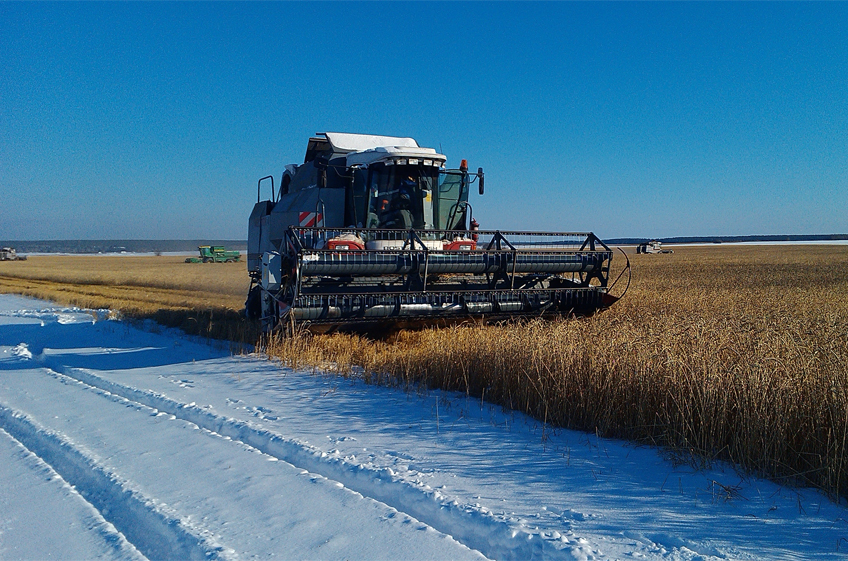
[245,285,262,320]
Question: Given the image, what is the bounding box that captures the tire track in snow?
[57,365,570,561]
[0,403,236,561]
[0,427,147,561]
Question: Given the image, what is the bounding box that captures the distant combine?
[636,240,673,254]
[0,247,26,261]
[185,246,242,264]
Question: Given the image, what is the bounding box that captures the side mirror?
[477,168,485,195]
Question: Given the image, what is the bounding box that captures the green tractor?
[185,245,241,263]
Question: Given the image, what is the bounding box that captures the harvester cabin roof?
[304,132,422,163]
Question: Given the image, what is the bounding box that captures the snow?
[0,294,846,560]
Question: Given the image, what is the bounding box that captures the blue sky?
[1,2,845,240]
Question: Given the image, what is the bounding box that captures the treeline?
[606,234,848,245]
[2,240,247,254]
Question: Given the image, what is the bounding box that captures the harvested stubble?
[266,245,848,499]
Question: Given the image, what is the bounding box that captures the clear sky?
[1,2,846,241]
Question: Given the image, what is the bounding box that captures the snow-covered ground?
[1,294,845,560]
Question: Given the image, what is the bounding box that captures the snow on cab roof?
[345,145,446,167]
[322,132,419,153]
[313,132,447,167]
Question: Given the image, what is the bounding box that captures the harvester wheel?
[203,258,211,263]
[245,285,262,320]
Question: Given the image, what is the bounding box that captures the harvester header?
[246,132,623,332]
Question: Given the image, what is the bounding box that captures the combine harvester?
[185,245,242,263]
[0,247,26,261]
[246,133,628,333]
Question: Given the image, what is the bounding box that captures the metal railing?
[284,226,612,293]
[286,226,607,252]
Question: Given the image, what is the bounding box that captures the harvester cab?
[246,132,625,332]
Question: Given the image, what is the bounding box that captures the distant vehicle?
[185,245,241,263]
[0,247,26,261]
[636,240,673,254]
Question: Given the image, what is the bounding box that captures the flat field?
[2,245,847,498]
[0,255,253,340]
[0,255,248,311]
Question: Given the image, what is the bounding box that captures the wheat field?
[2,245,847,498]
